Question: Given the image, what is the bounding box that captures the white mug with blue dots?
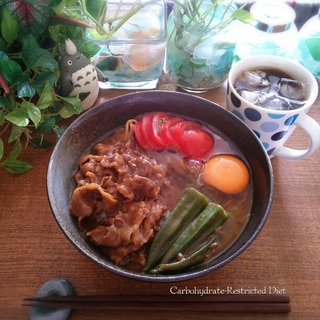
[227,55,320,159]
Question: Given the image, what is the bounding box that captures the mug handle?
[273,113,320,159]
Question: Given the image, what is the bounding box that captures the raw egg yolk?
[203,155,250,194]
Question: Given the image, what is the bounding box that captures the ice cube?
[238,89,261,104]
[286,99,306,110]
[257,93,292,110]
[241,70,270,87]
[278,78,306,100]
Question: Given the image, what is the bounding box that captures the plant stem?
[80,0,105,33]
[173,0,237,50]
[106,0,161,34]
[0,122,11,137]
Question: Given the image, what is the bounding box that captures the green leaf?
[8,125,23,143]
[4,108,29,127]
[51,0,64,6]
[54,126,66,139]
[3,0,51,39]
[58,96,82,118]
[22,101,41,128]
[0,96,14,111]
[59,106,77,119]
[0,51,8,60]
[47,25,61,43]
[6,139,22,162]
[0,38,5,50]
[74,39,101,58]
[2,139,32,173]
[1,9,19,43]
[17,82,36,98]
[33,71,57,93]
[0,58,23,87]
[2,159,33,174]
[22,34,58,70]
[48,24,100,58]
[232,9,256,25]
[34,50,58,71]
[35,117,56,134]
[52,0,79,15]
[37,82,54,109]
[85,0,107,22]
[0,138,4,161]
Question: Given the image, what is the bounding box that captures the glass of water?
[86,0,167,89]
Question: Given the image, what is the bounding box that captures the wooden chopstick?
[22,294,291,313]
[23,293,290,303]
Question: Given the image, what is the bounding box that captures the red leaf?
[4,0,51,39]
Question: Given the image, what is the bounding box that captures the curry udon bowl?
[47,90,273,282]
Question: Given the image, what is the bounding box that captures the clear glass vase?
[167,0,237,92]
[297,9,320,80]
[236,2,298,60]
[86,0,167,89]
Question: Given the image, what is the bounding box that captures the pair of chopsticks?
[23,294,291,313]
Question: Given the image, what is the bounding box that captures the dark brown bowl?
[47,90,273,282]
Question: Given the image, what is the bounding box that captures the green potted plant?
[166,0,254,92]
[0,0,165,174]
[0,0,98,174]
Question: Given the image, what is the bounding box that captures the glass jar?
[166,0,237,92]
[297,9,320,80]
[236,2,298,59]
[86,0,167,89]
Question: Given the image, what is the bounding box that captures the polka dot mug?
[227,55,320,159]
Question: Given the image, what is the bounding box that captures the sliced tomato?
[134,121,148,149]
[165,120,202,154]
[135,113,214,159]
[141,114,163,150]
[161,116,184,150]
[150,112,172,148]
[170,120,201,148]
[179,128,214,159]
[171,120,202,132]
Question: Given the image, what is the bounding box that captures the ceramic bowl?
[47,91,273,282]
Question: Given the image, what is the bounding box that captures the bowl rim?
[47,90,274,282]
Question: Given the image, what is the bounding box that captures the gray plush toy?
[58,39,106,111]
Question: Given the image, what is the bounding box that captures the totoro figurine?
[156,70,177,91]
[58,39,106,111]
